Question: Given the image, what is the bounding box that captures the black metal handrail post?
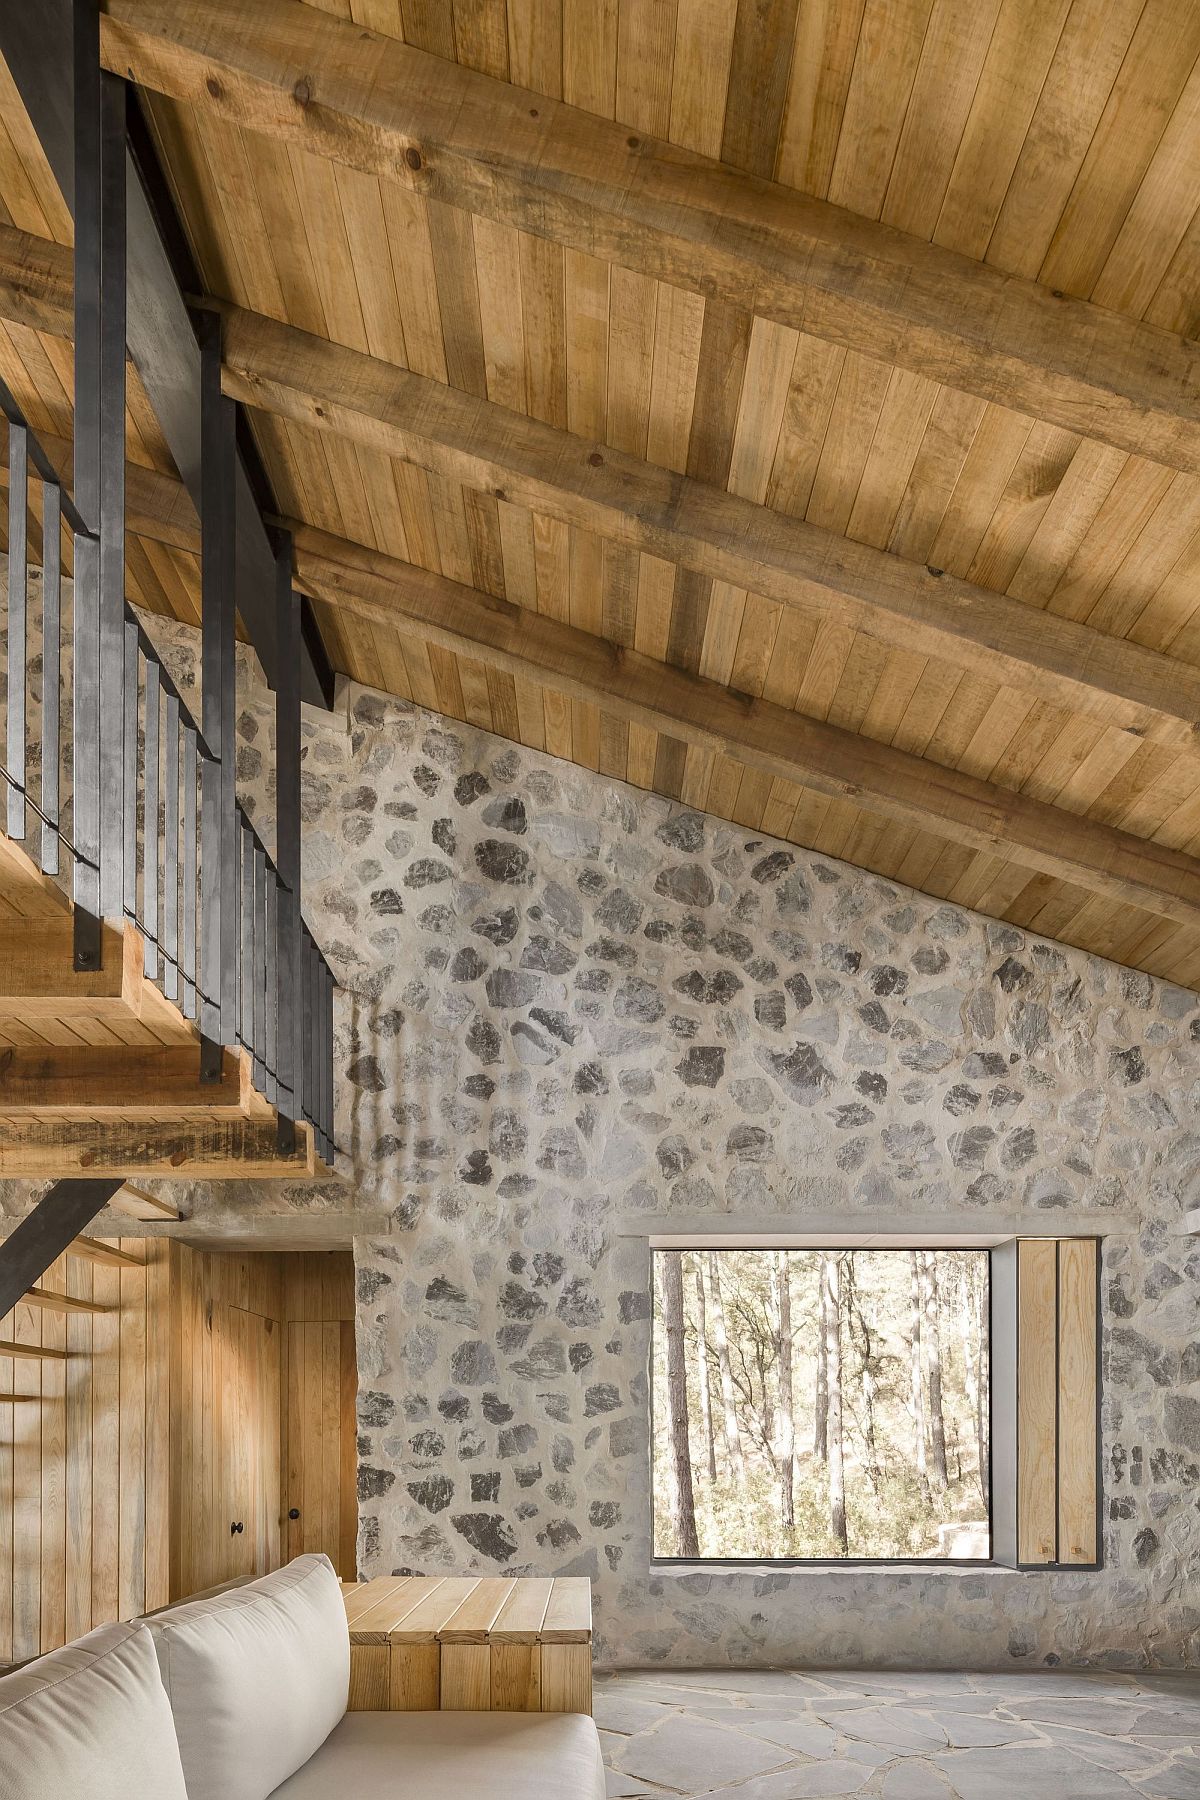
[198,309,239,1072]
[71,1,126,969]
[70,0,102,968]
[274,530,301,1151]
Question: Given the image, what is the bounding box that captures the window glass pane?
[652,1248,990,1561]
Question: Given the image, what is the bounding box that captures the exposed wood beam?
[3,219,1198,747]
[0,1117,320,1178]
[100,0,1200,476]
[0,1044,251,1114]
[291,526,1200,936]
[225,307,1200,749]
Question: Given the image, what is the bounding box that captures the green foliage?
[652,1248,990,1561]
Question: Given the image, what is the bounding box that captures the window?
[652,1248,990,1562]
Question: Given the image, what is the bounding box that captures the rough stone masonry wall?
[4,577,1198,1666]
[313,686,1200,1670]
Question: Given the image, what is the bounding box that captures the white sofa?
[0,1555,606,1800]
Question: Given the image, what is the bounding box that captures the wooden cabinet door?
[285,1321,357,1577]
[219,1307,281,1582]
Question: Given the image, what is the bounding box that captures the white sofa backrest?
[0,1619,188,1800]
[143,1552,350,1800]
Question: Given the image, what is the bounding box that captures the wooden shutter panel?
[1016,1236,1099,1566]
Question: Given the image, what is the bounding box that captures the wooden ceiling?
[4,0,1200,983]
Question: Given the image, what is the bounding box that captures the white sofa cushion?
[144,1553,349,1800]
[268,1710,608,1800]
[0,1620,187,1800]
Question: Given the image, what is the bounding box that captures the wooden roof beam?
[291,526,1200,936]
[2,219,1197,748]
[100,0,1200,477]
[219,305,1200,752]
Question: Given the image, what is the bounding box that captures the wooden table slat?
[542,1576,593,1642]
[439,1576,518,1642]
[491,1575,554,1643]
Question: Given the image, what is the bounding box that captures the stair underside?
[0,836,324,1178]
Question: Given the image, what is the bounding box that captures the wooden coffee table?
[342,1575,593,1716]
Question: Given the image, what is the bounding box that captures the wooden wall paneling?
[118,1247,147,1621]
[1058,1237,1099,1564]
[144,1241,170,1611]
[1016,1238,1058,1564]
[38,1258,65,1654]
[90,1260,120,1624]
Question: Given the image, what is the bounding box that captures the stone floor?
[595,1668,1200,1798]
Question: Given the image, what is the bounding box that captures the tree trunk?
[774,1251,794,1529]
[973,1260,990,1508]
[920,1251,948,1495]
[706,1253,744,1482]
[824,1253,848,1554]
[813,1254,830,1464]
[661,1251,699,1557]
[693,1256,718,1483]
[848,1259,880,1493]
[908,1251,931,1504]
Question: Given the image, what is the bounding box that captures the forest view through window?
[652,1248,990,1561]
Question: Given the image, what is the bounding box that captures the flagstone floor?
[595,1667,1200,1799]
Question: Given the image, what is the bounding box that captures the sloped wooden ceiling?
[4,0,1200,984]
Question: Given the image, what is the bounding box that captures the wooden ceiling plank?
[562,0,617,116]
[288,526,1200,931]
[932,0,1073,262]
[827,0,935,218]
[614,0,678,140]
[881,0,1004,240]
[1144,197,1200,337]
[1039,0,1200,301]
[984,0,1143,281]
[506,0,563,97]
[1089,51,1200,320]
[719,0,801,179]
[668,0,738,160]
[98,0,1200,475]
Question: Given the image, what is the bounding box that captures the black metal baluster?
[97,68,127,927]
[199,310,238,1071]
[6,419,27,840]
[273,532,300,1148]
[321,960,333,1166]
[143,665,159,980]
[239,821,253,1062]
[264,872,278,1108]
[181,727,197,1018]
[301,929,314,1131]
[251,843,266,1092]
[71,0,102,967]
[122,618,138,923]
[40,479,61,874]
[162,692,179,1000]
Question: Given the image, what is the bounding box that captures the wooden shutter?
[1016,1237,1099,1566]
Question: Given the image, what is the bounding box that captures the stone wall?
[317,688,1200,1670]
[4,575,1199,1666]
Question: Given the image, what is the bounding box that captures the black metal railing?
[0,1,334,1165]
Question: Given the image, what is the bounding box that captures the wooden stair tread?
[0,1339,69,1359]
[110,1183,180,1221]
[0,1393,42,1402]
[68,1236,144,1269]
[21,1288,111,1314]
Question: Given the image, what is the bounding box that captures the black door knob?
[288,1508,301,1520]
[231,1521,244,1534]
